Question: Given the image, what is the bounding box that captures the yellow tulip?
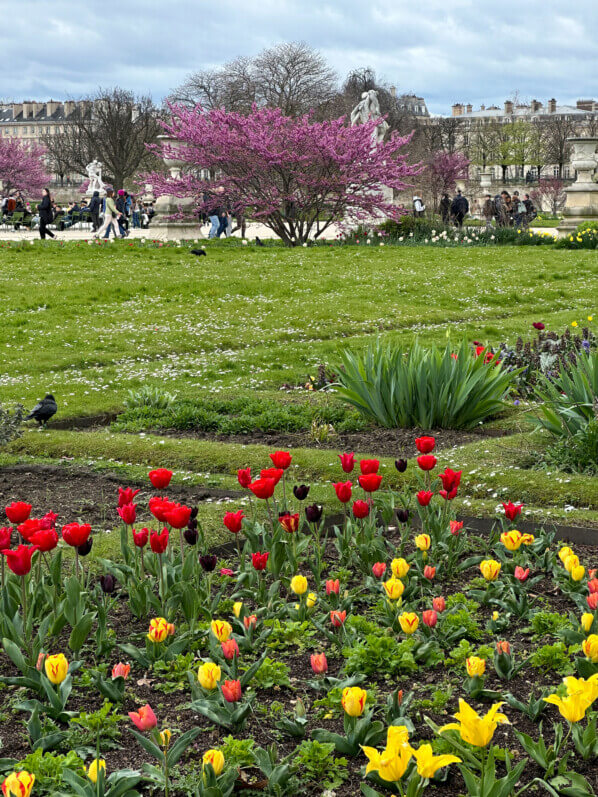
[391,558,410,578]
[480,559,501,581]
[572,565,586,582]
[341,686,367,717]
[87,759,106,784]
[362,725,412,782]
[147,617,170,643]
[197,661,222,690]
[500,530,523,551]
[383,577,404,601]
[415,534,431,551]
[544,674,598,723]
[203,749,225,776]
[581,614,595,633]
[2,772,35,797]
[211,620,232,642]
[306,592,317,608]
[159,729,172,747]
[290,575,308,595]
[583,635,598,663]
[572,321,578,327]
[412,743,461,778]
[559,546,574,564]
[440,699,509,747]
[466,657,486,677]
[589,316,594,322]
[520,533,535,545]
[233,601,243,618]
[398,612,419,635]
[564,554,579,574]
[44,653,68,685]
[492,611,500,621]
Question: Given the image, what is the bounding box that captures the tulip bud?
[422,609,437,628]
[203,749,224,776]
[572,565,586,582]
[221,639,239,660]
[588,579,598,594]
[466,656,486,677]
[395,459,408,473]
[305,504,323,524]
[432,596,446,613]
[396,508,409,523]
[325,578,340,595]
[45,653,69,685]
[87,759,106,784]
[183,527,198,545]
[293,484,310,501]
[372,561,387,579]
[200,554,218,572]
[423,565,436,580]
[77,537,93,556]
[341,686,367,717]
[310,653,328,674]
[290,575,308,595]
[99,574,116,594]
[496,640,511,655]
[492,610,500,620]
[159,729,172,748]
[221,679,242,703]
[243,614,257,630]
[581,613,595,633]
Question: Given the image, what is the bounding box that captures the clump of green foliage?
[530,642,573,675]
[14,749,85,794]
[343,635,417,676]
[0,403,24,446]
[293,740,349,790]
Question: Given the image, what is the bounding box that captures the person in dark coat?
[439,194,450,225]
[450,189,469,228]
[89,191,101,231]
[38,188,56,239]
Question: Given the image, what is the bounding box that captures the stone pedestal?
[151,194,204,241]
[480,171,493,189]
[559,137,598,234]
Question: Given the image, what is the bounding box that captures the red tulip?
[40,511,58,530]
[432,596,446,612]
[259,468,284,485]
[237,467,252,488]
[326,578,340,595]
[269,451,292,470]
[279,512,299,533]
[439,487,458,501]
[417,490,434,507]
[150,528,169,554]
[220,568,234,577]
[112,662,131,680]
[372,562,387,579]
[587,594,598,610]
[249,478,276,500]
[128,704,157,731]
[439,468,462,492]
[417,455,437,471]
[352,500,370,519]
[148,469,172,489]
[0,527,12,549]
[223,510,245,534]
[252,551,269,571]
[423,565,436,580]
[17,518,42,541]
[118,503,137,525]
[359,458,380,475]
[358,473,383,492]
[338,452,355,473]
[333,481,352,503]
[588,579,598,594]
[422,609,438,627]
[514,566,530,582]
[29,528,58,552]
[5,502,32,525]
[148,496,175,523]
[415,436,435,454]
[497,640,511,655]
[449,520,463,535]
[532,322,545,330]
[118,487,140,508]
[164,504,192,529]
[330,609,346,627]
[221,679,242,703]
[132,528,149,548]
[310,653,328,674]
[243,614,257,629]
[1,544,39,575]
[502,501,523,521]
[221,639,240,660]
[62,523,91,547]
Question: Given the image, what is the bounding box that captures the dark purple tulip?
[190,506,199,520]
[77,537,93,556]
[293,484,310,501]
[100,573,116,593]
[532,322,545,331]
[305,504,323,524]
[199,554,218,572]
[395,459,408,473]
[396,509,409,524]
[184,527,198,545]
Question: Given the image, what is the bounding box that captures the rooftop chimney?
[452,103,464,117]
[466,103,472,114]
[530,99,542,112]
[577,99,595,111]
[504,100,513,114]
[480,104,486,111]
[548,98,557,113]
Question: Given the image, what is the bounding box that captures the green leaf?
[69,612,96,653]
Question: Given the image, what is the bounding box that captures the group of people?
[92,189,154,239]
[481,190,537,229]
[414,190,471,229]
[201,186,246,239]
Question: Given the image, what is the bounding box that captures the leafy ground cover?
[1,441,598,796]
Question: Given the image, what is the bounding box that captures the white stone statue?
[85,160,105,194]
[350,90,389,146]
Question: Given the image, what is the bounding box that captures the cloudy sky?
[2,0,596,114]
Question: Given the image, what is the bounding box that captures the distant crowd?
[412,189,537,230]
[0,189,155,238]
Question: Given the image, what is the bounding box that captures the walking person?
[89,190,101,232]
[38,188,56,240]
[95,189,123,239]
[450,189,469,229]
[439,193,450,225]
[512,191,526,230]
[523,193,536,229]
[412,195,425,218]
[482,194,494,230]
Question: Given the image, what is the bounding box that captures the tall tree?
[145,105,420,246]
[0,138,49,195]
[543,115,576,178]
[42,88,162,188]
[170,42,337,117]
[423,151,470,210]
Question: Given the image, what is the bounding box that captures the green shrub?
[342,635,417,676]
[333,338,519,429]
[14,749,85,794]
[544,418,598,474]
[576,221,598,233]
[0,403,24,446]
[556,228,598,249]
[532,350,598,438]
[125,385,177,409]
[293,740,348,790]
[530,642,573,674]
[530,611,571,638]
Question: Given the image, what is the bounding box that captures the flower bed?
[1,440,598,796]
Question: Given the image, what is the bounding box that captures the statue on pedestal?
[85,160,106,195]
[350,90,389,146]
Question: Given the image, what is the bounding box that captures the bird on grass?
[191,248,207,257]
[25,394,57,427]
[255,236,265,247]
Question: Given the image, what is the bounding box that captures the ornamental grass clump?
[334,338,519,429]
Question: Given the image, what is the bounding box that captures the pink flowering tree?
[530,177,565,216]
[144,105,420,245]
[0,138,49,196]
[424,151,471,211]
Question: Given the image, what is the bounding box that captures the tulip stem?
[178,529,184,564]
[265,499,274,535]
[21,575,31,658]
[74,548,80,579]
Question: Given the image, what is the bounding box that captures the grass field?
[1,239,597,535]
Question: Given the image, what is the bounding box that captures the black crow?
[25,394,57,427]
[255,236,265,247]
[191,249,207,256]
